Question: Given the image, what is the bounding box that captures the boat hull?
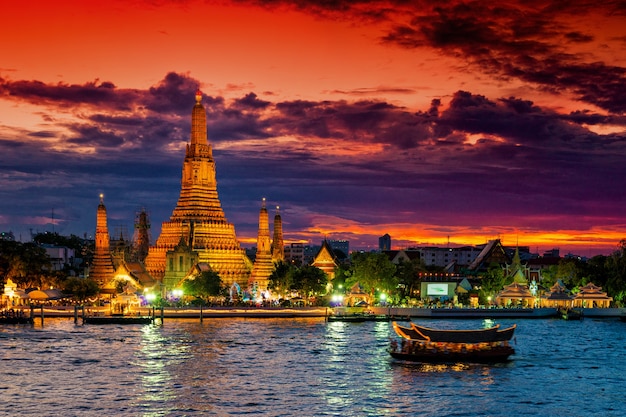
[389,345,515,364]
[327,314,390,322]
[84,316,154,325]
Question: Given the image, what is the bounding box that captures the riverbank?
[9,305,626,320]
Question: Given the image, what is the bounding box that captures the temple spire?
[249,198,274,293]
[272,205,284,262]
[191,89,208,147]
[90,194,115,285]
[145,91,252,290]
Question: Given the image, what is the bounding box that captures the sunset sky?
[1,0,625,256]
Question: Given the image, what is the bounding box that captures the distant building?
[42,244,76,271]
[379,234,391,251]
[417,246,482,269]
[0,231,15,241]
[543,248,560,258]
[284,243,305,266]
[328,239,349,258]
[284,243,318,266]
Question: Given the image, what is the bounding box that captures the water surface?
[1,317,624,416]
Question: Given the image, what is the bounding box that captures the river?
[1,317,625,416]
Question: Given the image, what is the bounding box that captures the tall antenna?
[51,208,55,233]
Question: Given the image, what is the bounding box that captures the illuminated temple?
[89,195,115,286]
[144,90,252,290]
[248,199,274,293]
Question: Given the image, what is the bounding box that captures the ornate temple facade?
[311,240,338,280]
[89,195,115,286]
[144,90,252,290]
[248,199,275,293]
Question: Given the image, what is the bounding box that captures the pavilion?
[573,283,613,308]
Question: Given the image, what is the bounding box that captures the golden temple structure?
[89,195,115,286]
[248,198,275,293]
[144,90,252,290]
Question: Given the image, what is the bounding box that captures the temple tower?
[248,198,275,294]
[144,90,252,290]
[89,194,115,286]
[132,208,151,263]
[271,206,284,263]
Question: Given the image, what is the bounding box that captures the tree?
[347,252,397,299]
[604,240,626,305]
[291,265,327,304]
[395,258,426,301]
[556,259,583,287]
[268,261,295,298]
[182,270,224,301]
[479,262,506,304]
[0,241,55,289]
[62,277,100,303]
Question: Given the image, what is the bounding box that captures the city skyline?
[1,0,625,256]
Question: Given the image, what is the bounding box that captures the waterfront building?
[89,195,115,286]
[540,280,574,308]
[271,206,284,263]
[495,282,534,307]
[144,90,252,290]
[573,282,613,308]
[311,240,338,280]
[249,198,275,293]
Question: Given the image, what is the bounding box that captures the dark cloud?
[243,0,626,114]
[1,65,625,253]
[233,92,271,109]
[0,76,139,111]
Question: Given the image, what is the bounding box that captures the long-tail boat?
[389,322,516,363]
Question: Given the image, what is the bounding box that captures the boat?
[389,321,516,363]
[83,315,154,325]
[327,313,390,322]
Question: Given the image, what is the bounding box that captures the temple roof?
[574,282,612,301]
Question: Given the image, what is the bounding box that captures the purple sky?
[1,0,625,256]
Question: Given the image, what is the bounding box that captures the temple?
[271,206,284,263]
[144,90,252,291]
[248,198,274,293]
[89,194,115,286]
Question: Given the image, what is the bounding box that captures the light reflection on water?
[1,317,626,416]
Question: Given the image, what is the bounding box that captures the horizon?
[1,1,624,259]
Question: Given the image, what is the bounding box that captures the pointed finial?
[195,89,202,104]
[99,193,104,204]
[276,205,280,212]
[262,197,266,208]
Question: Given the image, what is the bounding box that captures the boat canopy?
[393,322,516,344]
